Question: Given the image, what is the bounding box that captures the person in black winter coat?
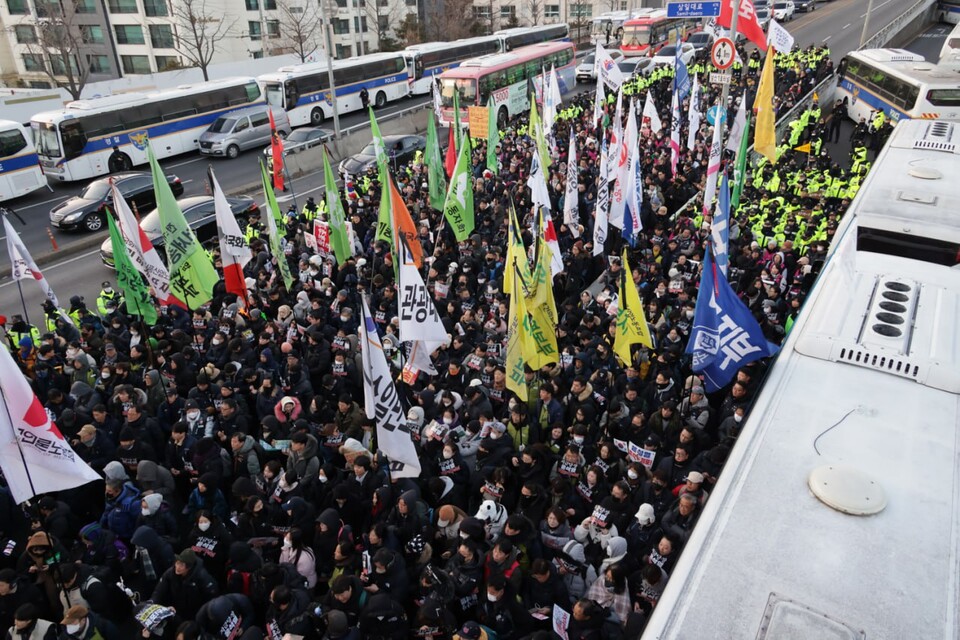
[323,575,367,628]
[476,573,534,640]
[522,558,572,616]
[264,584,315,639]
[129,525,176,596]
[150,550,219,621]
[363,548,409,605]
[195,593,256,639]
[0,570,45,634]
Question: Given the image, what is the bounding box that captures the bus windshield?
[622,26,651,47]
[440,78,476,107]
[33,123,61,157]
[263,82,284,108]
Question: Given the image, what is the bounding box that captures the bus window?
[285,81,300,109]
[60,121,86,159]
[0,128,27,157]
[927,88,960,107]
[439,79,476,107]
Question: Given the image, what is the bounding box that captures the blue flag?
[712,173,731,277]
[686,247,778,392]
[674,36,691,103]
[621,145,642,247]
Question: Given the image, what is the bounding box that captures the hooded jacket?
[101,481,141,540]
[137,461,176,502]
[285,434,320,484]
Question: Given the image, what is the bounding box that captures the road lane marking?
[12,195,69,212]
[165,157,205,169]
[843,23,851,29]
[0,249,101,289]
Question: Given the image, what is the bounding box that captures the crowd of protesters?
[0,41,866,640]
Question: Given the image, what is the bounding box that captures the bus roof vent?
[757,593,865,640]
[859,278,918,353]
[912,121,956,153]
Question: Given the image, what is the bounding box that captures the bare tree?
[396,12,424,47]
[426,0,479,42]
[526,0,542,26]
[365,0,403,52]
[274,0,323,62]
[18,2,89,99]
[170,0,237,81]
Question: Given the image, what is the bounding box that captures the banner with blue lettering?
[674,37,691,103]
[712,173,731,276]
[687,247,778,391]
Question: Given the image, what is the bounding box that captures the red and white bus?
[437,41,576,131]
[620,9,698,57]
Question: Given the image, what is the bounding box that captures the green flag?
[322,148,353,264]
[148,142,217,308]
[453,88,462,154]
[529,95,551,170]
[259,160,295,291]
[732,113,752,210]
[486,96,498,175]
[368,106,389,176]
[443,136,474,242]
[425,109,447,211]
[107,211,157,324]
[376,164,393,245]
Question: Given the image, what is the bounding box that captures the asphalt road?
[0,3,948,322]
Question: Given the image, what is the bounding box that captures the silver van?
[199,105,290,159]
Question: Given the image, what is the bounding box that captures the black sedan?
[50,171,183,233]
[262,126,332,158]
[338,134,425,178]
[100,195,259,267]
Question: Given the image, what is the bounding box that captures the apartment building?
[0,0,418,90]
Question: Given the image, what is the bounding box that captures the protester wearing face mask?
[71,424,115,473]
[60,602,120,639]
[183,511,232,585]
[475,573,534,640]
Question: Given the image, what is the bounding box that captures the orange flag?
[268,109,285,192]
[389,174,424,268]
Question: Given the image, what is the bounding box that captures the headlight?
[63,210,85,222]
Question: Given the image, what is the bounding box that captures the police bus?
[836,48,960,123]
[642,118,960,640]
[404,37,501,95]
[495,24,570,51]
[437,41,576,129]
[30,77,263,182]
[939,0,960,24]
[0,120,46,202]
[259,52,409,128]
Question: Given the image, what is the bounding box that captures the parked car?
[262,126,332,158]
[755,7,772,29]
[686,32,715,52]
[650,43,696,67]
[795,0,816,12]
[774,1,796,21]
[200,105,291,159]
[576,50,624,82]
[338,134,425,178]
[99,195,258,267]
[50,171,183,233]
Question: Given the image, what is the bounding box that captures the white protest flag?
[543,64,562,133]
[608,87,623,170]
[768,18,796,53]
[398,242,449,375]
[562,135,580,238]
[431,78,443,119]
[112,182,179,307]
[687,75,702,151]
[542,209,565,278]
[726,95,747,152]
[527,145,552,213]
[360,296,421,478]
[643,91,662,135]
[596,43,625,89]
[0,346,100,503]
[211,168,252,305]
[701,107,724,217]
[4,217,61,309]
[669,90,681,175]
[593,72,605,125]
[609,98,637,231]
[593,139,610,257]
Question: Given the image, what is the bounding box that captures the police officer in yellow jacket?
[97,281,121,317]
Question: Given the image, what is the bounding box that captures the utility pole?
[859,0,876,48]
[355,0,366,55]
[715,2,741,152]
[318,0,341,138]
[258,0,268,57]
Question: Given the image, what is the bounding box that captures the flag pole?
[716,2,743,156]
[14,280,31,328]
[0,381,39,502]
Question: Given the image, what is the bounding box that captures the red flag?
[445,126,457,179]
[268,109,285,192]
[718,0,767,51]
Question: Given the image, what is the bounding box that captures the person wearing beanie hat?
[324,609,357,640]
[434,504,467,549]
[10,603,57,639]
[150,547,218,621]
[186,472,229,522]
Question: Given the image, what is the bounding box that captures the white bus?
[494,24,570,51]
[642,118,960,640]
[30,77,263,182]
[259,52,410,128]
[939,20,960,62]
[0,120,46,202]
[0,89,65,126]
[590,11,631,46]
[938,0,960,24]
[404,37,502,95]
[836,49,960,123]
[438,41,576,129]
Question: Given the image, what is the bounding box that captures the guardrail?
[859,0,938,50]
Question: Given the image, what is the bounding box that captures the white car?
[650,43,696,67]
[576,50,624,83]
[774,0,796,21]
[755,7,772,29]
[618,57,654,78]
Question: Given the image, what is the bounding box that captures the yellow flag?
[522,234,559,369]
[753,46,777,165]
[794,142,811,154]
[529,95,551,170]
[503,203,531,297]
[614,249,654,366]
[505,267,528,401]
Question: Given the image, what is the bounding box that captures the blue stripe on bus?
[294,72,408,109]
[418,36,571,79]
[839,78,909,121]
[61,101,266,161]
[0,152,40,174]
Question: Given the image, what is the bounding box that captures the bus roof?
[441,41,573,77]
[641,118,960,640]
[269,52,403,77]
[405,36,498,54]
[493,24,565,36]
[851,48,960,84]
[623,8,668,24]
[855,48,926,63]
